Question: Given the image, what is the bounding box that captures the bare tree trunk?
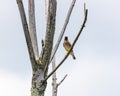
[16,0,56,96]
[31,0,57,96]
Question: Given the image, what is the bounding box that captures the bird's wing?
[63,41,72,51]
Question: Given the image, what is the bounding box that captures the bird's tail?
[72,54,76,60]
[71,52,76,60]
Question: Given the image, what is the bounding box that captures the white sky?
[0,0,120,96]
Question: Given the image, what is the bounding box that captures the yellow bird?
[63,36,76,60]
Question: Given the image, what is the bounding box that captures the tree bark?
[31,0,57,96]
[17,0,57,96]
[43,0,57,75]
[31,67,47,96]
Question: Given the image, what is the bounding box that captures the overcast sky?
[0,0,120,96]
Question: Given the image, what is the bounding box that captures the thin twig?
[84,3,86,15]
[57,74,67,87]
[49,0,77,63]
[44,8,88,82]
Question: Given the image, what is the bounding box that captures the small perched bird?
[63,36,76,60]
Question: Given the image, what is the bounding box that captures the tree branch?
[52,57,67,96]
[41,0,57,74]
[29,0,39,60]
[57,74,67,88]
[52,57,57,96]
[45,0,48,19]
[16,0,36,71]
[50,0,77,63]
[44,7,88,82]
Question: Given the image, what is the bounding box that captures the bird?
[63,36,76,60]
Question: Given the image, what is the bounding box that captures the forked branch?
[16,0,36,70]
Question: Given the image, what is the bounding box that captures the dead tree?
[16,0,88,96]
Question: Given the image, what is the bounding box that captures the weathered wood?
[52,57,57,96]
[31,0,57,96]
[16,0,36,71]
[31,0,57,95]
[29,0,39,60]
[42,0,57,74]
